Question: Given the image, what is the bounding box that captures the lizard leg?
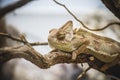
[72,40,90,60]
[101,54,120,71]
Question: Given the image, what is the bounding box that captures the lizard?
[48,21,120,71]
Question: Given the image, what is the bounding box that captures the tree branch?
[0,45,89,68]
[53,0,120,31]
[101,0,120,19]
[0,0,32,18]
[0,33,48,46]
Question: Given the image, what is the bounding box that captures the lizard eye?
[57,31,65,40]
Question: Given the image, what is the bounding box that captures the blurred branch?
[0,33,48,46]
[101,0,120,19]
[0,41,89,68]
[53,0,120,31]
[0,0,32,18]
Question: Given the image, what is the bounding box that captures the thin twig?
[0,33,48,46]
[0,33,23,42]
[53,0,120,31]
[0,0,32,18]
[77,67,91,80]
[30,42,48,46]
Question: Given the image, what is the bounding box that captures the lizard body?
[48,21,120,63]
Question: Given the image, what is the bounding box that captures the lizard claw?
[72,51,77,61]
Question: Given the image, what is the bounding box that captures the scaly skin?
[48,21,120,63]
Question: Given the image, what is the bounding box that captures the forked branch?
[0,41,89,68]
[0,33,48,46]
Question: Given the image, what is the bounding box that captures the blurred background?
[0,0,120,80]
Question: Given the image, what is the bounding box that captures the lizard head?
[57,20,73,41]
[48,21,74,51]
[48,21,73,41]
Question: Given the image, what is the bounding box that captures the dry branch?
[53,0,120,31]
[0,33,48,46]
[0,44,88,68]
[0,0,32,18]
[101,0,120,19]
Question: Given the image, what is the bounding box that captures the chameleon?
[48,21,120,70]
